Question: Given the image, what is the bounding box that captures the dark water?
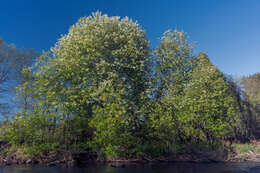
[1,163,260,173]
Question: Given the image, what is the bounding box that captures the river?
[1,162,260,173]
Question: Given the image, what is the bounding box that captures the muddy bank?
[0,149,96,167]
[1,140,260,167]
[0,141,96,167]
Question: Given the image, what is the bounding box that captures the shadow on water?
[1,162,260,173]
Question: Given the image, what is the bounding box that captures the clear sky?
[0,0,259,76]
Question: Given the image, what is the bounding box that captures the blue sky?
[0,0,259,76]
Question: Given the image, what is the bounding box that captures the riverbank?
[1,141,260,166]
[228,140,260,162]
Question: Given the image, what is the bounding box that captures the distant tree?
[227,76,255,142]
[242,73,260,104]
[240,73,260,139]
[0,38,37,119]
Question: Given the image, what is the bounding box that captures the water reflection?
[1,162,260,173]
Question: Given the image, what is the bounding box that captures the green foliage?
[242,73,260,104]
[147,29,195,154]
[20,143,58,157]
[3,112,58,146]
[148,46,238,154]
[177,53,237,143]
[232,143,260,159]
[237,73,260,139]
[88,90,128,158]
[3,12,151,157]
[0,12,253,160]
[153,29,194,100]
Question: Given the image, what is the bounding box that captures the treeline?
[0,12,259,159]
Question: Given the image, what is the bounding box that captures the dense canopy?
[0,12,259,160]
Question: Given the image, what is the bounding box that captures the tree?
[153,29,194,101]
[11,12,151,156]
[241,73,260,138]
[242,73,260,106]
[178,52,238,144]
[243,73,260,115]
[147,29,195,154]
[0,38,37,119]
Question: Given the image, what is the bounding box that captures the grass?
[232,142,260,159]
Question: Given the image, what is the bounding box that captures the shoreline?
[2,141,260,166]
[1,150,260,167]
